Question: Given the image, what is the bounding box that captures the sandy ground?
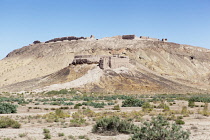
[0,97,210,139]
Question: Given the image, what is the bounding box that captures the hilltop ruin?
[72,55,129,69]
[32,34,167,45]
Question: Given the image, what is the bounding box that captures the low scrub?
[175,119,185,125]
[0,103,17,114]
[70,112,88,127]
[0,116,21,128]
[92,116,139,135]
[122,97,144,107]
[43,109,70,122]
[131,115,189,140]
[142,102,153,112]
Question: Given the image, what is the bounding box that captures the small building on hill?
[162,38,168,42]
[122,35,136,40]
[99,55,129,69]
[72,55,129,69]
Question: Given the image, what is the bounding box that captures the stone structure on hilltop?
[99,55,129,69]
[32,34,168,45]
[140,36,149,39]
[122,35,136,40]
[72,55,101,65]
[122,35,167,42]
[71,55,129,69]
[90,35,95,39]
[45,36,86,43]
[33,40,41,44]
[162,38,168,42]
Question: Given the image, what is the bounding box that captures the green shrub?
[181,106,189,117]
[131,115,190,140]
[0,103,17,114]
[43,128,51,139]
[189,95,210,103]
[92,116,139,135]
[43,110,69,122]
[63,102,74,105]
[70,118,87,127]
[55,109,68,118]
[70,112,87,127]
[188,100,195,108]
[175,119,185,125]
[44,133,51,139]
[58,133,64,137]
[68,135,76,140]
[78,135,89,140]
[177,116,183,119]
[142,102,153,112]
[46,89,70,95]
[0,116,21,128]
[202,102,209,116]
[108,102,115,105]
[122,97,144,107]
[74,103,82,109]
[157,102,170,111]
[113,104,120,110]
[19,133,27,138]
[82,101,106,108]
[43,128,50,133]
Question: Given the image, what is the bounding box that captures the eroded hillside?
[1,36,210,93]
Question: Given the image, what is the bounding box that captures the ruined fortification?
[72,55,129,69]
[32,34,167,45]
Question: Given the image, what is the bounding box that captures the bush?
[70,118,87,127]
[113,104,120,110]
[43,128,50,133]
[19,133,27,138]
[181,106,189,117]
[44,133,51,139]
[131,115,190,140]
[108,102,115,105]
[82,102,106,108]
[70,112,87,127]
[46,89,69,95]
[202,102,209,116]
[188,100,195,108]
[78,135,89,140]
[189,95,210,103]
[175,119,185,125]
[157,102,170,111]
[43,128,51,139]
[92,116,139,135]
[58,133,64,137]
[43,109,69,122]
[0,103,17,114]
[74,103,82,109]
[142,102,153,112]
[0,116,21,128]
[122,97,144,107]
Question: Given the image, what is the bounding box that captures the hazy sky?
[1,0,210,59]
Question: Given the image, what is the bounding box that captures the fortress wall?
[140,36,149,39]
[122,35,136,39]
[147,38,160,41]
[99,57,110,69]
[110,56,129,69]
[72,55,129,69]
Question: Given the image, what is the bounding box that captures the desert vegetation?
[0,89,210,139]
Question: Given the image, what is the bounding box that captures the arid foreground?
[0,89,210,140]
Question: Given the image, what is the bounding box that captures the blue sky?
[1,0,210,59]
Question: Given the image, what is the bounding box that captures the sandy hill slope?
[0,37,210,93]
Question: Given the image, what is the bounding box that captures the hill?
[0,35,210,93]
